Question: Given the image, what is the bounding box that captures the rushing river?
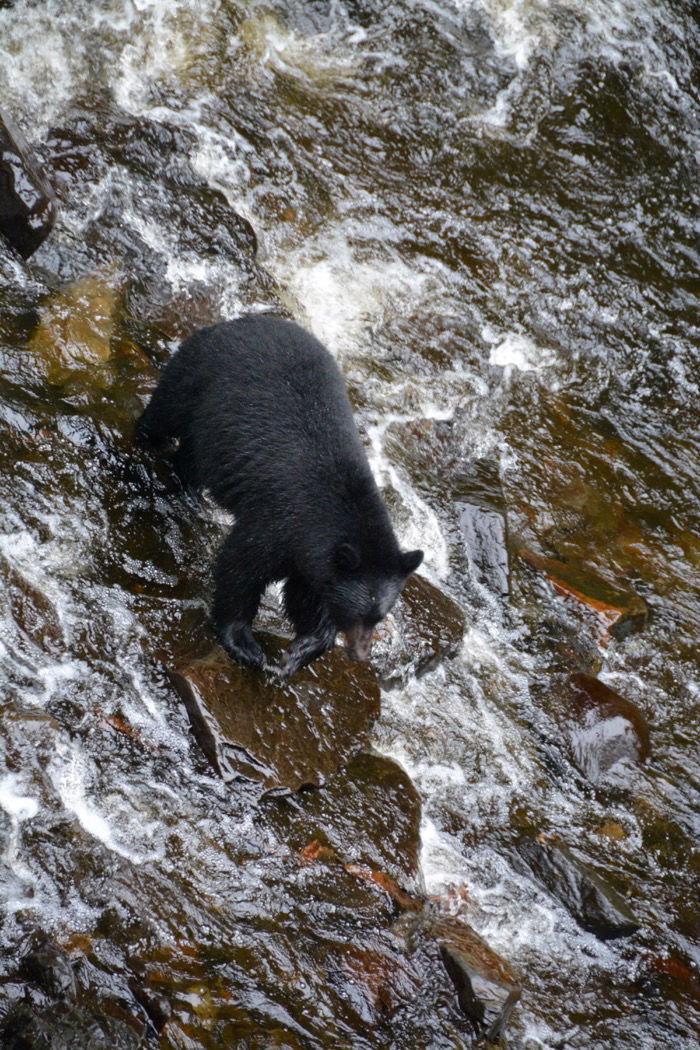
[1,1,699,1047]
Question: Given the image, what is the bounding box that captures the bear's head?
[325,543,423,662]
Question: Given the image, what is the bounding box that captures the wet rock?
[28,268,123,386]
[429,916,521,1044]
[293,824,521,1042]
[518,549,648,639]
[2,702,61,768]
[372,574,466,685]
[0,931,150,1050]
[168,638,380,796]
[566,673,650,786]
[516,836,640,940]
[42,110,263,322]
[0,112,56,258]
[0,994,148,1050]
[148,283,226,342]
[18,933,78,1001]
[455,459,510,600]
[345,864,423,912]
[129,983,171,1034]
[325,944,422,1027]
[382,417,459,505]
[270,751,422,884]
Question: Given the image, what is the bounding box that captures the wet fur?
[136,315,422,675]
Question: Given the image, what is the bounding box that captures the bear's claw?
[219,624,265,671]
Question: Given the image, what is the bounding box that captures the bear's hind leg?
[282,574,337,677]
[214,529,275,671]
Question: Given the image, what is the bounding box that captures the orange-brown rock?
[519,549,648,639]
[429,916,521,1043]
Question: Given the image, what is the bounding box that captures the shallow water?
[0,0,699,1047]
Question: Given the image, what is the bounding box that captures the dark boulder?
[0,112,56,258]
[430,916,521,1044]
[516,836,639,940]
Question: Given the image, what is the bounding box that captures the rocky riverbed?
[1,1,699,1047]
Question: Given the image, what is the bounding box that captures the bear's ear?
[334,541,361,572]
[400,549,423,575]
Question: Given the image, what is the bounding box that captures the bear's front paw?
[219,624,266,671]
[280,646,304,678]
[280,628,336,678]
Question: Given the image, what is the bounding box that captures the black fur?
[136,315,423,675]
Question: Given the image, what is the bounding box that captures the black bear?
[136,315,423,676]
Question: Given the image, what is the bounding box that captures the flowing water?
[0,0,699,1046]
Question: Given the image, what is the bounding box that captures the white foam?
[0,774,41,913]
[0,775,39,822]
[485,327,556,374]
[279,245,441,357]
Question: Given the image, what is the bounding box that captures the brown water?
[0,1,699,1047]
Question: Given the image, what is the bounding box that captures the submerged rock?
[168,638,380,797]
[0,112,56,258]
[566,672,650,786]
[28,268,123,386]
[518,549,648,639]
[4,564,64,653]
[430,916,521,1044]
[270,751,423,885]
[372,574,466,686]
[290,805,521,1043]
[516,836,640,940]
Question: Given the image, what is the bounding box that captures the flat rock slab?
[372,574,466,686]
[518,549,648,639]
[429,916,521,1043]
[567,672,650,786]
[168,637,380,797]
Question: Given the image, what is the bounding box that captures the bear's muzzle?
[343,623,375,663]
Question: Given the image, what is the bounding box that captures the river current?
[0,1,698,1047]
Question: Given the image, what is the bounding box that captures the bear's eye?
[370,593,377,603]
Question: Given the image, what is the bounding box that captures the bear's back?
[180,316,373,521]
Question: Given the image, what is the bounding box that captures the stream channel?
[0,1,699,1047]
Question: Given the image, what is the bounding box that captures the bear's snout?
[343,623,375,663]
